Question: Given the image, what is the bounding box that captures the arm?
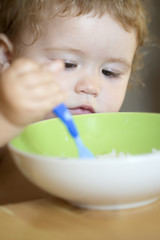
[0,58,65,146]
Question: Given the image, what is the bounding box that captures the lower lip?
[44,108,93,120]
[69,108,93,115]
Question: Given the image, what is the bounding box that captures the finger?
[29,93,66,115]
[13,70,56,88]
[9,58,40,75]
[19,92,65,117]
[25,84,65,101]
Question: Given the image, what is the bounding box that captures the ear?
[0,34,13,71]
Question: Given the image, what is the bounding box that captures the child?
[0,0,149,119]
[0,34,66,146]
[0,0,150,202]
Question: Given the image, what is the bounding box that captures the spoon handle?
[53,103,94,158]
[53,103,78,137]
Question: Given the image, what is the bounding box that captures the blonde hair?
[0,0,150,86]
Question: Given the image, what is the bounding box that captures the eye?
[64,61,77,69]
[102,69,120,79]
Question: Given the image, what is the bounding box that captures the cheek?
[99,82,128,112]
[54,74,75,92]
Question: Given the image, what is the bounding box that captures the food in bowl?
[8,112,160,210]
[96,148,160,159]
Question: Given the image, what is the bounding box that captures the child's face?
[17,13,137,118]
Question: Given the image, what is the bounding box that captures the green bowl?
[10,112,160,157]
[8,112,160,210]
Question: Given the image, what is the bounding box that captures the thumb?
[42,60,64,73]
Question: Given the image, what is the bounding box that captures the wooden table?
[0,197,160,240]
[0,148,160,240]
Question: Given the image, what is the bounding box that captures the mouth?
[44,105,95,120]
[68,105,95,115]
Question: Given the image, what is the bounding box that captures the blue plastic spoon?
[53,103,94,158]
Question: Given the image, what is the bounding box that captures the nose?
[74,75,100,97]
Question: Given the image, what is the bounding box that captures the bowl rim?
[25,111,160,125]
[8,142,160,165]
[8,112,160,165]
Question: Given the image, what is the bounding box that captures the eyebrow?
[44,47,83,54]
[44,47,131,69]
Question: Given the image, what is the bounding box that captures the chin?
[44,112,57,120]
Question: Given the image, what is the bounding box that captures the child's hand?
[0,58,66,127]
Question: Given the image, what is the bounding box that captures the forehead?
[37,13,137,56]
[19,12,137,65]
